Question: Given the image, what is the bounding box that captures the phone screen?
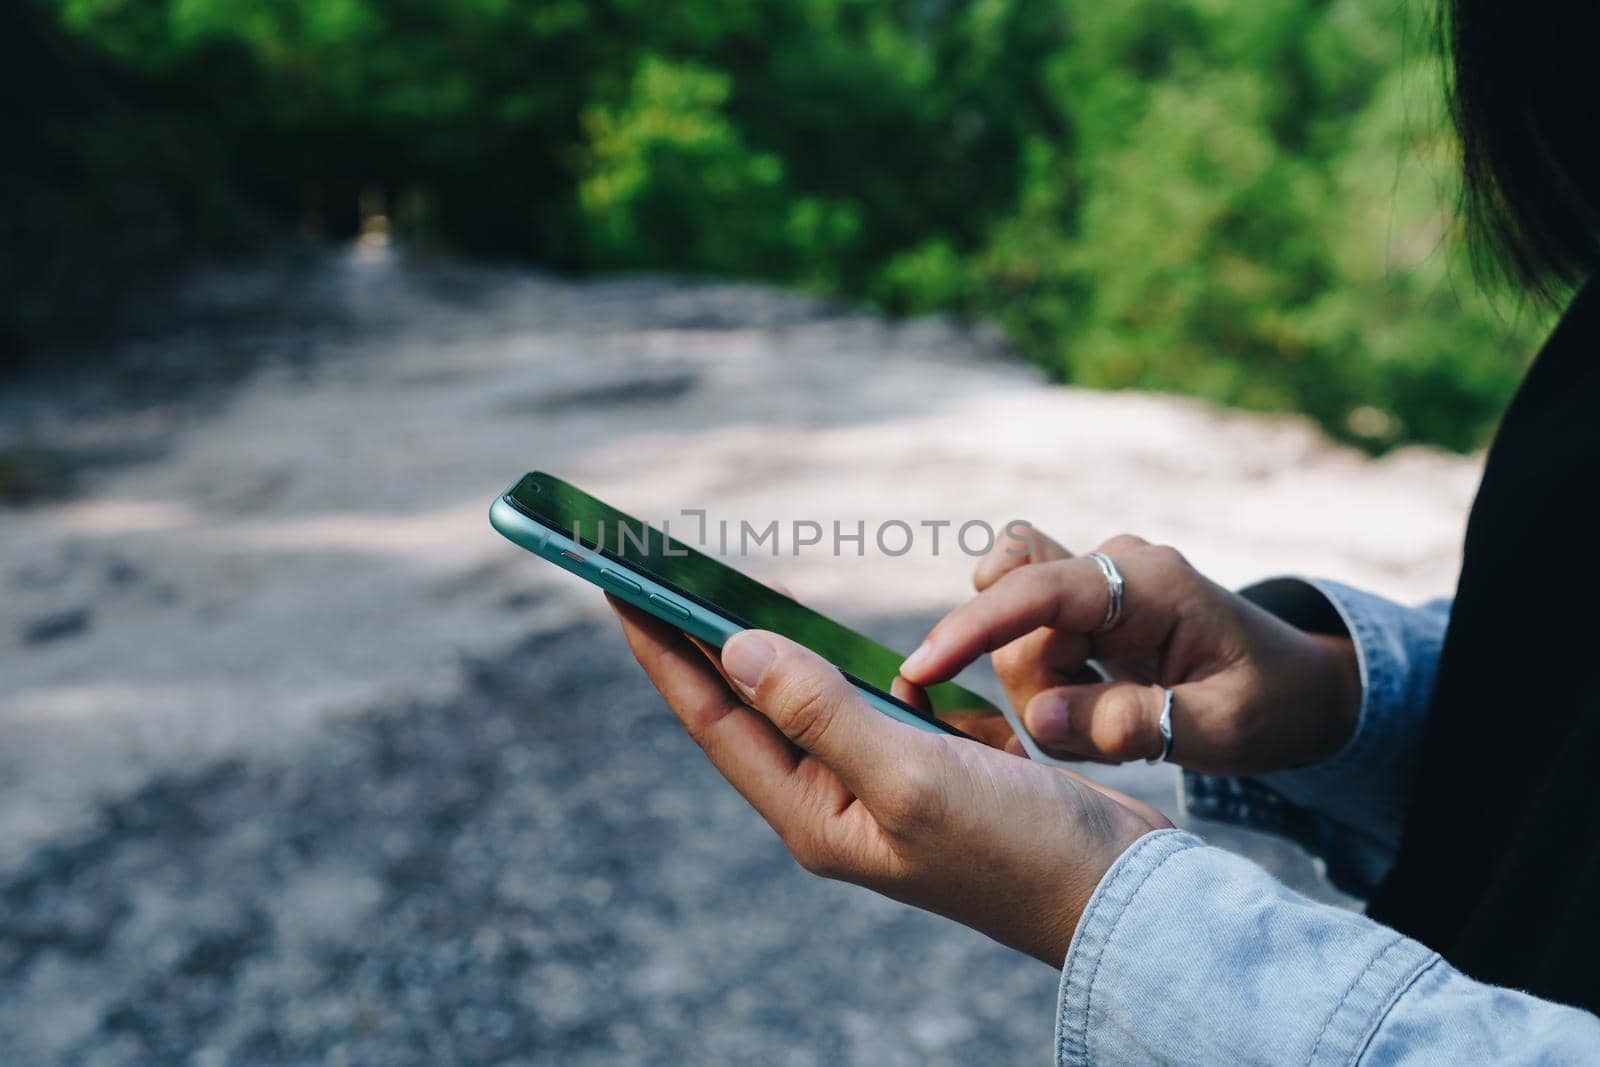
[503,472,1006,735]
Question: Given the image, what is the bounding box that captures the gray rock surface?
[0,244,1479,1064]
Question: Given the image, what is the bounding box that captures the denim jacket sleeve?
[1182,578,1452,897]
[1055,830,1600,1066]
[1052,581,1600,1063]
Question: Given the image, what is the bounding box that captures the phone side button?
[647,593,691,621]
[599,570,642,595]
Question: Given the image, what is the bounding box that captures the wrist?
[1031,803,1165,967]
[1306,631,1362,760]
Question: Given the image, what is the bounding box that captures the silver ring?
[1085,552,1125,633]
[1145,687,1175,765]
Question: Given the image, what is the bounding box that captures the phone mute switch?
[599,570,642,595]
[648,593,691,621]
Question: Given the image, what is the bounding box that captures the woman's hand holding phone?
[607,597,1169,967]
[899,529,1364,776]
[606,521,1358,958]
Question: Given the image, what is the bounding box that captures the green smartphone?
[488,471,1011,744]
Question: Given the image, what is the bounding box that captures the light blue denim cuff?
[1183,579,1451,895]
[1056,828,1439,1066]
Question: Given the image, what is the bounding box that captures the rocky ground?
[0,242,1481,1065]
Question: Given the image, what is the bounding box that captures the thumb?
[721,630,928,797]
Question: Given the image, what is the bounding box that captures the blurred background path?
[1,244,1479,1065]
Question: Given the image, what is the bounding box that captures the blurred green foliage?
[13,0,1554,450]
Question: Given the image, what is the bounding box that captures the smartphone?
[488,471,1010,744]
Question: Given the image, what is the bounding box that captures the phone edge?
[489,493,958,738]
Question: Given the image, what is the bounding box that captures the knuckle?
[876,752,947,833]
[1110,726,1145,761]
[1100,533,1148,553]
[1038,556,1081,585]
[777,678,840,752]
[1145,544,1192,576]
[990,639,1031,679]
[1103,695,1149,758]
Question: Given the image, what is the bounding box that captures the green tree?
[23,0,1553,450]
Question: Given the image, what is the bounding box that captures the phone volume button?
[599,570,642,595]
[647,593,691,620]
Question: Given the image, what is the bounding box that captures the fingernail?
[723,632,776,691]
[900,641,935,679]
[1028,693,1070,740]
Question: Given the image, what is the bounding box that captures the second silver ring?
[1146,687,1175,765]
